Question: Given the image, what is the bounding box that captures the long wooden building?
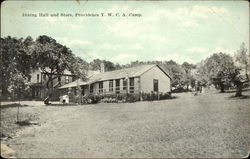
[59,64,171,96]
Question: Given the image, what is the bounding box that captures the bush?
[171,87,191,93]
[127,93,140,102]
[81,91,171,104]
[159,92,171,100]
[141,92,171,101]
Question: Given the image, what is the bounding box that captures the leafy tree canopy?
[1,36,33,98]
[235,42,249,80]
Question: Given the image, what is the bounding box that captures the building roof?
[59,79,90,89]
[59,64,171,89]
[58,70,100,89]
[88,64,156,81]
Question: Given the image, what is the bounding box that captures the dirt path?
[1,91,250,158]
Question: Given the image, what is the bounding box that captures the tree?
[1,36,33,100]
[89,59,116,72]
[31,35,86,104]
[232,69,245,97]
[162,60,184,89]
[235,42,249,80]
[1,36,34,123]
[69,56,89,80]
[129,60,145,67]
[89,59,102,71]
[114,63,122,70]
[181,62,196,90]
[104,60,116,71]
[198,53,237,92]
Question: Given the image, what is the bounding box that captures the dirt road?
[1,91,250,158]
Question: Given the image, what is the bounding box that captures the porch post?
[125,75,129,95]
[88,84,90,95]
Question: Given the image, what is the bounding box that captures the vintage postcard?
[1,0,249,158]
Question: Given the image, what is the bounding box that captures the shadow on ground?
[16,120,39,126]
[228,95,250,100]
[46,103,80,107]
[166,96,179,100]
[1,103,29,109]
[225,88,250,93]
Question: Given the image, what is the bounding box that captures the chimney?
[100,62,105,73]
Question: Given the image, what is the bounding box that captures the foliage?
[89,59,116,71]
[80,92,172,104]
[161,60,185,88]
[32,35,88,101]
[89,59,102,71]
[141,92,171,101]
[69,56,89,80]
[127,93,140,102]
[197,52,237,92]
[32,35,75,77]
[235,42,249,80]
[232,69,244,97]
[1,35,88,101]
[7,74,31,100]
[1,36,33,99]
[181,62,196,90]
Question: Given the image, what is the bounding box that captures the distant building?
[59,64,171,97]
[27,69,75,100]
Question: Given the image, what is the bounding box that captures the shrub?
[172,87,191,93]
[82,91,171,104]
[127,93,140,102]
[140,92,171,101]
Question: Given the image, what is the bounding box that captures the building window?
[65,76,69,84]
[74,88,77,95]
[81,86,85,96]
[109,80,113,92]
[99,81,103,92]
[129,77,134,93]
[123,79,127,91]
[115,79,120,93]
[154,79,159,92]
[90,84,93,94]
[37,74,39,83]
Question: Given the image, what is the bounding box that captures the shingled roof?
[89,64,156,81]
[59,64,170,89]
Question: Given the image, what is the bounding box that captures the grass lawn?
[1,90,250,158]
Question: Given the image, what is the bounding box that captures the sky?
[1,0,249,65]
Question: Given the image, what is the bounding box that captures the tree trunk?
[17,87,21,122]
[44,89,51,105]
[220,83,225,93]
[235,83,243,97]
[44,76,53,105]
[17,98,20,122]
